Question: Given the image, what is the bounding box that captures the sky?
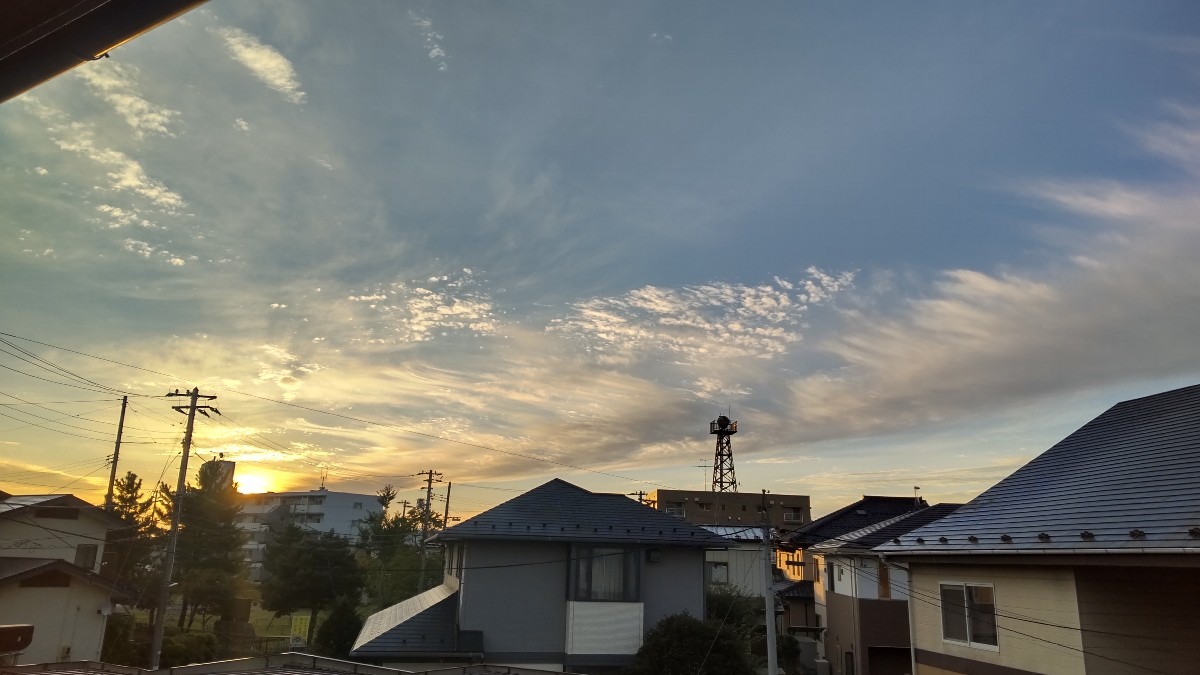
[3,1,1200,520]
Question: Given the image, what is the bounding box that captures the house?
[876,383,1200,674]
[0,492,131,664]
[776,495,930,651]
[350,478,729,673]
[650,489,812,531]
[699,525,772,597]
[811,504,961,675]
[235,488,379,581]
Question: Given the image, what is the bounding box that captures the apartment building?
[649,489,811,531]
[235,488,379,581]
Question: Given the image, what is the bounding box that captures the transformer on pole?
[709,415,738,492]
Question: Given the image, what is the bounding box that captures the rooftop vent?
[1080,531,1095,541]
[915,537,925,544]
[967,536,979,543]
[892,538,901,545]
[1129,529,1146,540]
[1000,534,1013,543]
[1038,533,1051,542]
[1190,527,1200,539]
[938,537,948,544]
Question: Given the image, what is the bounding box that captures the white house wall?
[706,545,765,597]
[0,514,108,572]
[0,578,112,664]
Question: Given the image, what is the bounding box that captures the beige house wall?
[909,563,1084,675]
[0,513,109,571]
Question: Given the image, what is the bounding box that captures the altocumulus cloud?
[213,26,306,104]
[550,267,854,363]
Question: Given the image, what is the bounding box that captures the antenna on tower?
[709,414,738,492]
[319,467,328,490]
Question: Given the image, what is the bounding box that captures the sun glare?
[237,473,273,494]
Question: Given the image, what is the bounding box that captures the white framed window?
[940,583,998,648]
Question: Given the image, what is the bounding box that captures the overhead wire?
[0,331,682,491]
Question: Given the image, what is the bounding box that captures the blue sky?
[3,1,1200,517]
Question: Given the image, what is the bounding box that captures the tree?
[163,460,247,629]
[101,472,162,616]
[626,613,755,675]
[356,487,445,608]
[261,525,365,644]
[313,595,364,658]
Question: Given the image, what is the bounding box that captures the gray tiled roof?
[787,496,927,548]
[432,479,729,547]
[877,383,1200,556]
[351,583,459,657]
[812,504,963,553]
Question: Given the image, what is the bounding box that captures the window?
[74,544,98,570]
[698,502,713,511]
[573,546,639,602]
[21,570,70,587]
[707,561,730,584]
[940,583,998,647]
[353,502,363,510]
[35,507,79,519]
[309,496,325,506]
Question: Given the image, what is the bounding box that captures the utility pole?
[442,482,452,526]
[399,500,411,518]
[627,490,648,504]
[415,469,443,593]
[761,490,778,675]
[104,395,128,512]
[149,388,217,671]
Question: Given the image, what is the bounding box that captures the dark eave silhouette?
[0,0,211,105]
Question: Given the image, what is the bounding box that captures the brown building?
[649,489,811,531]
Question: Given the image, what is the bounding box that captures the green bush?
[626,613,755,675]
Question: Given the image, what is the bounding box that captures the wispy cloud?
[785,106,1200,442]
[75,62,179,138]
[213,27,306,104]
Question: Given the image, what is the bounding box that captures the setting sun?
[236,473,273,494]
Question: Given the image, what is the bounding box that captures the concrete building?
[234,489,379,581]
[649,489,811,531]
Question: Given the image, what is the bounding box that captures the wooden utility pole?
[104,395,128,512]
[149,388,217,671]
[415,469,443,592]
[442,482,452,526]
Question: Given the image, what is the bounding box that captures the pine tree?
[261,525,364,644]
[101,472,162,616]
[160,461,247,629]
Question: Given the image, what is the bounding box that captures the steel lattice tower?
[709,415,738,492]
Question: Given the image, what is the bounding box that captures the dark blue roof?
[787,496,927,548]
[878,383,1200,555]
[433,478,729,547]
